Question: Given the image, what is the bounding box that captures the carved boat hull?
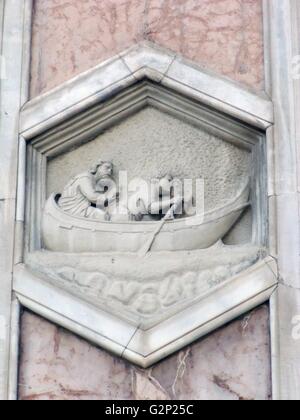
[42,184,250,253]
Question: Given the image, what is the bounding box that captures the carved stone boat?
[42,183,250,253]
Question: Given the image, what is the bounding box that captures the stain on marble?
[30,0,264,97]
[18,305,271,400]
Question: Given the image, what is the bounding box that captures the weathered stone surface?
[18,305,271,400]
[30,0,264,97]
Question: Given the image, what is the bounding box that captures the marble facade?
[0,0,299,401]
[19,306,271,401]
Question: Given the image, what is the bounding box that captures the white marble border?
[0,0,32,401]
[19,42,274,140]
[264,0,300,401]
[13,258,278,369]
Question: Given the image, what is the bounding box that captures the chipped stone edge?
[13,258,278,369]
[19,41,274,140]
[263,0,300,401]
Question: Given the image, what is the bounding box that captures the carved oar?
[138,208,174,258]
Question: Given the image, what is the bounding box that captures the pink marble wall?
[30,0,264,97]
[19,306,271,400]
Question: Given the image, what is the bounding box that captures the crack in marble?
[212,375,251,401]
[131,368,171,400]
[121,324,140,359]
[241,312,253,334]
[263,258,279,281]
[278,278,300,292]
[171,348,190,399]
[143,0,151,37]
[21,387,105,400]
[164,53,177,74]
[18,306,272,400]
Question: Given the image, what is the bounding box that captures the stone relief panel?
[46,107,253,247]
[22,73,271,365]
[18,306,271,401]
[24,104,263,329]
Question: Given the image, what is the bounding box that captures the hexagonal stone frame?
[15,42,278,367]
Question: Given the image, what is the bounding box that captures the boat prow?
[42,183,250,253]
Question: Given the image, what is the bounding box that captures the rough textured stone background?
[30,0,264,97]
[18,306,271,400]
[47,107,251,211]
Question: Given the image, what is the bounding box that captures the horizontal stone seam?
[118,54,136,77]
[0,198,16,202]
[268,192,300,198]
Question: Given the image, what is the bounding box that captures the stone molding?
[264,0,300,400]
[20,42,273,141]
[14,258,277,368]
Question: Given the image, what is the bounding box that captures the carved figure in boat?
[57,161,187,223]
[42,160,250,253]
